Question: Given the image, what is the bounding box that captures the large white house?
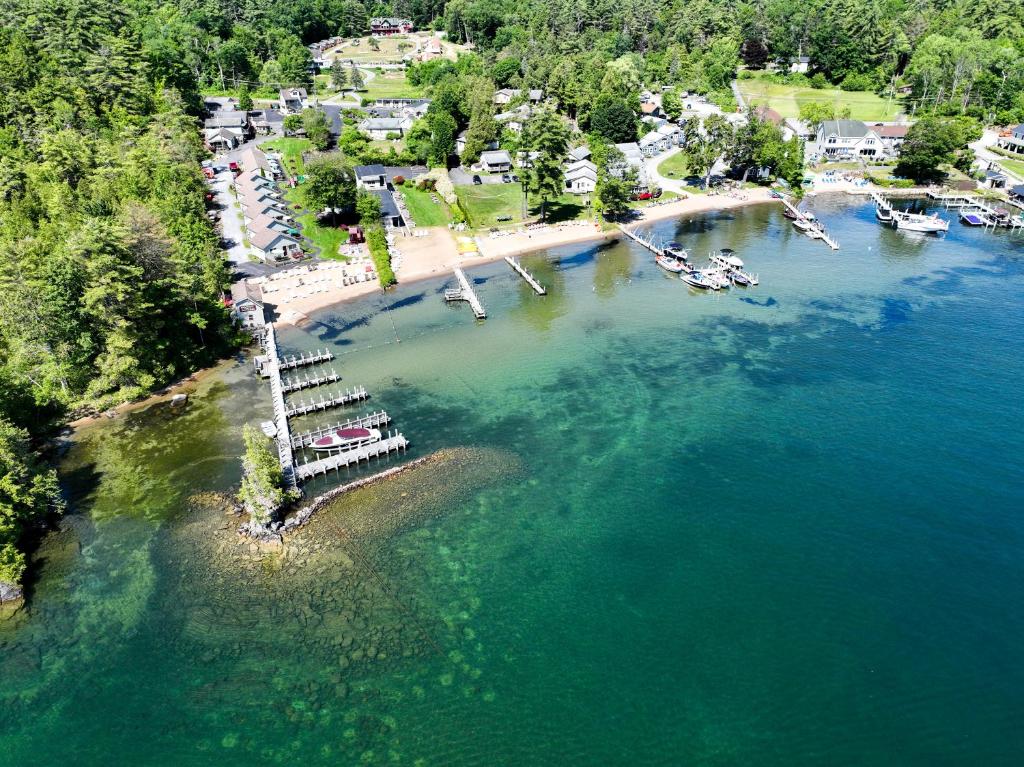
[564,159,597,195]
[814,120,884,159]
[357,117,412,140]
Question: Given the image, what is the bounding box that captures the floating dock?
[445,267,486,319]
[618,224,664,256]
[285,386,369,418]
[294,432,410,480]
[505,256,547,295]
[281,368,340,394]
[290,411,392,449]
[277,348,334,371]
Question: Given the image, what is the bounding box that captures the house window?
[828,137,836,144]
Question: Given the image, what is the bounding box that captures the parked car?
[472,174,482,185]
[635,192,653,201]
[501,174,512,183]
[228,161,239,172]
[651,188,663,198]
[511,174,519,182]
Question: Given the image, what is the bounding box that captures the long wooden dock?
[504,256,547,294]
[278,348,334,371]
[618,224,665,256]
[262,325,297,490]
[445,267,486,319]
[294,432,409,480]
[281,368,340,394]
[290,411,391,449]
[285,386,369,418]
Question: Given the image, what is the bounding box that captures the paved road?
[645,147,690,195]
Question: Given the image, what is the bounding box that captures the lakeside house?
[370,189,405,228]
[230,282,266,330]
[278,88,308,114]
[251,229,302,263]
[996,124,1024,154]
[813,120,884,160]
[354,164,388,190]
[246,215,293,238]
[564,159,597,195]
[480,150,513,173]
[358,116,412,139]
[611,142,649,193]
[419,37,443,62]
[1009,183,1024,203]
[783,117,813,142]
[239,147,273,176]
[203,111,253,151]
[875,124,909,155]
[370,17,413,35]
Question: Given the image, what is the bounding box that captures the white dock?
[285,386,369,418]
[871,192,893,214]
[618,224,665,256]
[290,411,392,449]
[781,198,839,250]
[505,256,547,294]
[277,348,334,371]
[281,368,340,394]
[294,432,409,480]
[262,325,297,490]
[445,267,486,319]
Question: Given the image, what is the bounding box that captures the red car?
[228,161,239,173]
[635,192,653,201]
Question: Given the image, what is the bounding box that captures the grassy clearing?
[330,36,416,63]
[361,71,424,101]
[737,72,898,121]
[263,137,312,176]
[996,157,1024,178]
[656,152,690,180]
[456,183,588,228]
[281,182,349,260]
[399,185,451,227]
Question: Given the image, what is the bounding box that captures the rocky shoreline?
[238,453,438,544]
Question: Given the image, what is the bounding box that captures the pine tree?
[350,63,365,91]
[521,108,568,221]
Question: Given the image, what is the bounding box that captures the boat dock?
[294,431,409,481]
[505,256,547,295]
[445,267,486,319]
[281,368,341,394]
[262,325,297,490]
[781,198,840,250]
[253,324,410,499]
[290,411,392,449]
[284,386,369,418]
[871,192,893,215]
[618,224,665,256]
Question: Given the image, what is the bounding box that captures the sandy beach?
[260,189,780,325]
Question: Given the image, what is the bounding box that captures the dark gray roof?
[354,164,386,178]
[820,120,870,138]
[371,189,401,219]
[1009,184,1024,196]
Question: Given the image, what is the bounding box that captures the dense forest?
[1,0,1022,589]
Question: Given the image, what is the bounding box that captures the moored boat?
[892,210,949,233]
[875,205,892,222]
[680,268,719,290]
[312,427,382,451]
[656,254,686,273]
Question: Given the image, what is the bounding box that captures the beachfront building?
[813,120,884,160]
[251,230,302,263]
[480,150,513,173]
[875,124,909,156]
[358,117,412,140]
[371,189,405,228]
[564,160,597,194]
[996,124,1024,155]
[354,164,388,191]
[610,142,649,193]
[230,282,266,330]
[370,17,413,35]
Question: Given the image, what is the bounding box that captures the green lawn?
[630,190,681,209]
[281,186,348,260]
[360,71,425,101]
[997,157,1024,178]
[262,137,313,176]
[656,152,690,180]
[399,185,451,227]
[331,36,415,63]
[456,183,588,228]
[737,72,899,121]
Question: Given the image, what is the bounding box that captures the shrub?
[393,175,405,186]
[365,224,396,286]
[840,72,875,92]
[809,73,829,89]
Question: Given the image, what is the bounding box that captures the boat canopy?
[724,255,744,267]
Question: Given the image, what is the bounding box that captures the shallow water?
[2,200,1023,766]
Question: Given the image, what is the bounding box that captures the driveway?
[972,129,1023,183]
[645,147,691,195]
[450,167,509,185]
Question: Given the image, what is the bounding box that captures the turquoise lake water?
[1,199,1023,765]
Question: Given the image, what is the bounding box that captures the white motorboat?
[709,250,758,286]
[891,210,949,233]
[656,254,686,273]
[312,427,381,451]
[680,268,719,290]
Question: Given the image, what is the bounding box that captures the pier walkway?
[504,256,547,295]
[445,267,486,319]
[278,348,334,371]
[782,198,840,250]
[290,411,391,449]
[294,432,409,480]
[618,224,665,257]
[285,386,369,418]
[262,325,297,490]
[281,368,341,394]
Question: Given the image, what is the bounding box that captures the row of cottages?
[813,120,909,160]
[493,89,545,106]
[495,103,533,133]
[611,142,649,193]
[204,112,253,152]
[279,88,308,115]
[638,123,683,157]
[370,17,413,35]
[235,148,303,263]
[357,116,413,140]
[996,124,1024,154]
